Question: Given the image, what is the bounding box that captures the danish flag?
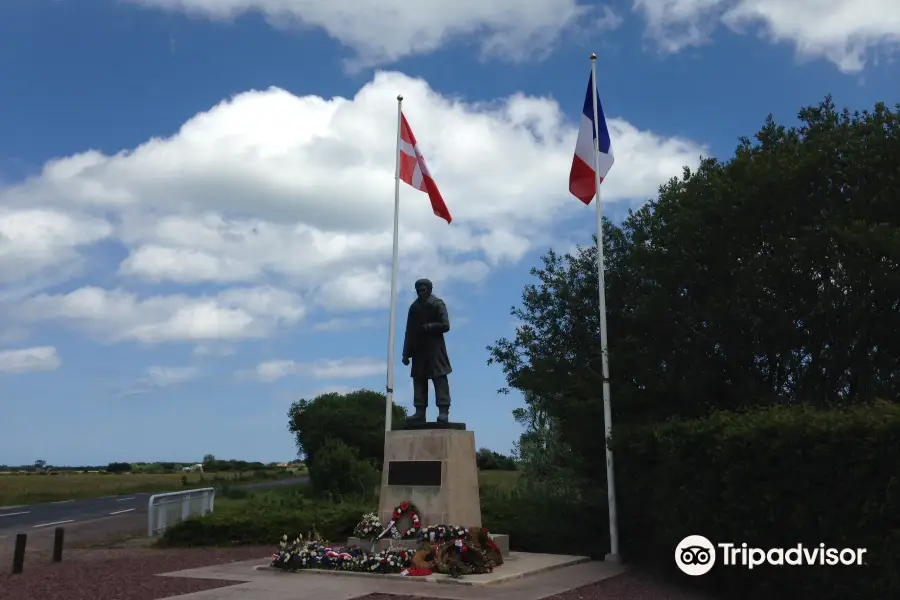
[398,112,452,224]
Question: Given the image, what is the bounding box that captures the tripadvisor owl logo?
[675,535,868,575]
[675,535,716,575]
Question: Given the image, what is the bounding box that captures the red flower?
[393,511,400,519]
[414,522,421,529]
[400,502,409,510]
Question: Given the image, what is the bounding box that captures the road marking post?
[52,527,64,562]
[12,533,26,574]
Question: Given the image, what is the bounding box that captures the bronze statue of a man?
[401,278,452,424]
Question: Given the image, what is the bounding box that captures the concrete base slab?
[157,554,626,600]
[256,551,587,586]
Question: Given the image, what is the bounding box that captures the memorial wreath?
[272,508,504,578]
[388,500,422,539]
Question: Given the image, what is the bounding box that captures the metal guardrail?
[147,487,215,537]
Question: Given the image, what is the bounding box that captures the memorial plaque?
[387,460,442,487]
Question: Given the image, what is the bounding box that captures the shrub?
[476,448,517,471]
[481,479,607,558]
[612,400,900,599]
[217,485,250,500]
[308,439,379,498]
[287,389,406,468]
[159,496,371,547]
[160,474,606,558]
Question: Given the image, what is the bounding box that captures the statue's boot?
[406,407,426,425]
[437,407,449,424]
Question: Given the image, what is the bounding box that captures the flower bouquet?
[352,512,383,541]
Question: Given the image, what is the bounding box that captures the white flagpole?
[384,94,403,433]
[590,52,620,561]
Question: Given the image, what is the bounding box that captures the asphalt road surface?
[0,475,309,534]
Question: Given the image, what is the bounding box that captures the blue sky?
[0,0,897,466]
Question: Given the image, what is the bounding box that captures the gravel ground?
[364,570,719,600]
[0,545,270,600]
[541,571,719,600]
[0,522,717,600]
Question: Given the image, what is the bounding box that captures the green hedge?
[309,439,380,497]
[481,483,607,558]
[159,498,371,547]
[612,400,900,599]
[160,478,607,558]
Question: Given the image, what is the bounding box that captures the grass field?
[210,469,520,513]
[0,471,281,506]
[477,469,519,488]
[0,468,516,508]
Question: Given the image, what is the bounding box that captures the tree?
[288,389,407,467]
[475,448,517,470]
[106,462,132,473]
[488,97,900,483]
[308,438,379,497]
[34,459,46,470]
[511,392,578,484]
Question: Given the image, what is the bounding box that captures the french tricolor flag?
[568,71,614,205]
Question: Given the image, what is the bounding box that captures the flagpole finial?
[590,52,597,61]
[397,94,403,101]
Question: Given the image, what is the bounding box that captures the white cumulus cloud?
[0,346,61,373]
[0,71,705,344]
[0,208,111,283]
[254,357,384,382]
[145,366,200,387]
[17,286,304,343]
[312,317,380,332]
[121,365,201,396]
[634,0,900,72]
[125,0,614,67]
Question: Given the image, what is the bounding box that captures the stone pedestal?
[378,427,482,529]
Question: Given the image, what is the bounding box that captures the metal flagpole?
[590,52,620,561]
[384,94,403,433]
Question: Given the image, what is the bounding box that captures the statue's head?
[414,278,433,302]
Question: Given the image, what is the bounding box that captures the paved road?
[0,475,309,534]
